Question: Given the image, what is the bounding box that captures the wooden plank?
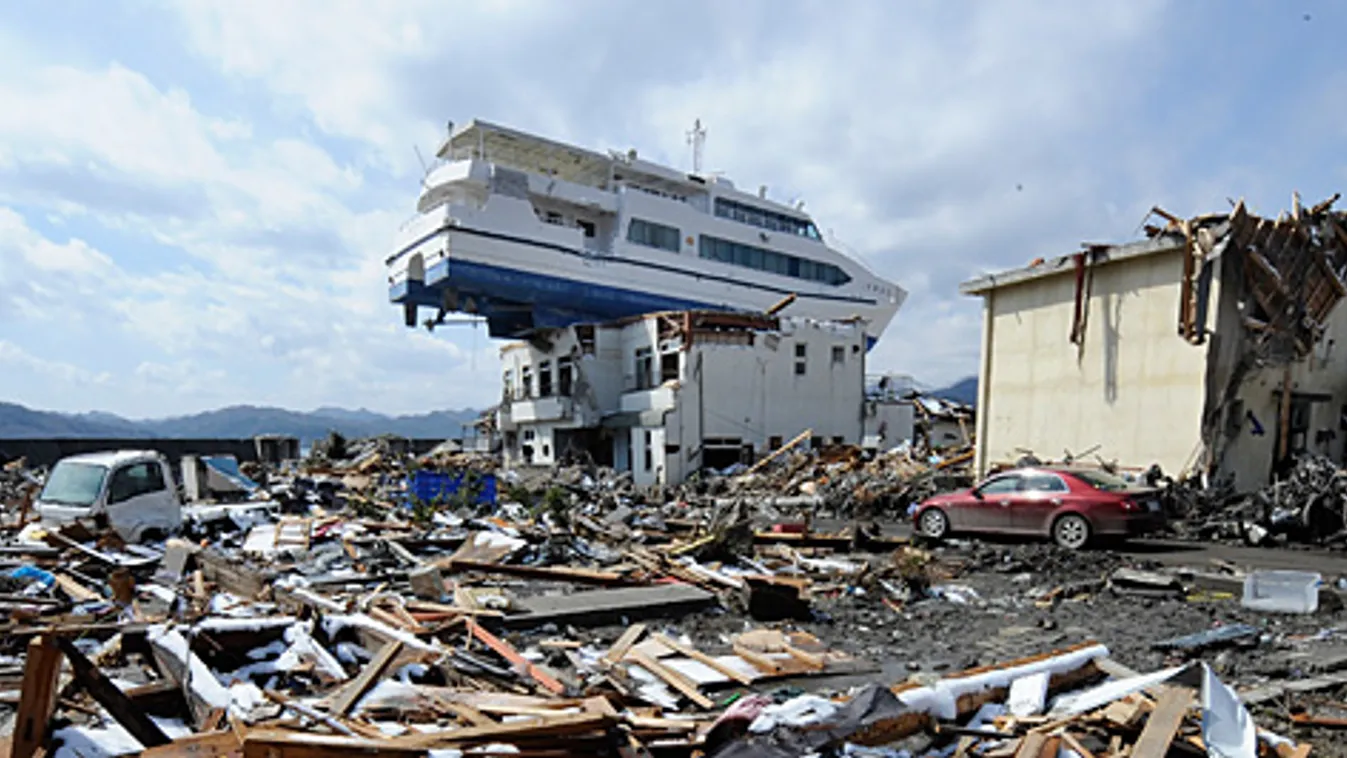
[1132,687,1194,758]
[1276,743,1312,758]
[243,731,426,758]
[504,585,715,629]
[783,643,825,671]
[140,730,242,758]
[390,712,615,748]
[651,633,754,685]
[1059,732,1095,758]
[55,636,171,748]
[625,650,715,710]
[328,639,403,717]
[465,619,566,696]
[602,624,647,666]
[10,637,61,758]
[732,642,782,675]
[196,550,271,599]
[440,559,628,586]
[746,429,812,474]
[1014,732,1047,758]
[436,697,493,727]
[53,574,100,603]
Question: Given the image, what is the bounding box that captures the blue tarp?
[203,455,259,492]
[408,470,497,506]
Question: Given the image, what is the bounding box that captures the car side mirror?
[971,489,984,500]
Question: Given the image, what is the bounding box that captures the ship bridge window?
[714,198,822,240]
[698,235,852,286]
[627,219,681,252]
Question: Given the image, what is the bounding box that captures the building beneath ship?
[495,310,913,487]
[386,120,905,346]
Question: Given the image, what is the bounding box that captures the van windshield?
[39,462,107,507]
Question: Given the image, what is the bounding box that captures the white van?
[35,450,183,542]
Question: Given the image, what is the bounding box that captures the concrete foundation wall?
[977,247,1211,477]
[0,438,262,469]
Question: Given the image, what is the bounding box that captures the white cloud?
[0,341,113,387]
[165,0,564,171]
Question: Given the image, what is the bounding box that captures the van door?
[104,461,180,540]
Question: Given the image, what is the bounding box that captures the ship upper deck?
[435,119,805,217]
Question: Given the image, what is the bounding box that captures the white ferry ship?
[387,119,905,345]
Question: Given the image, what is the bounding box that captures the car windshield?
[1072,469,1134,492]
[39,462,108,507]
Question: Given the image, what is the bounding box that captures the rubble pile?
[1168,455,1347,548]
[678,442,975,519]
[0,444,1336,758]
[0,458,39,504]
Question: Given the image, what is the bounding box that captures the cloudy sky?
[1,1,1342,418]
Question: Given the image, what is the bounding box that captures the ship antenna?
[413,145,432,188]
[686,119,706,174]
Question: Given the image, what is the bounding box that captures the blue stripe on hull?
[393,255,881,348]
[396,258,725,336]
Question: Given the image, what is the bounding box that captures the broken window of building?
[794,343,807,375]
[538,360,553,397]
[643,430,653,471]
[558,357,573,397]
[503,369,514,400]
[660,352,679,383]
[635,347,654,390]
[520,366,533,399]
[832,345,845,365]
[576,325,596,354]
[768,435,783,450]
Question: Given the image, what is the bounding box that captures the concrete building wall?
[498,323,627,467]
[687,321,864,452]
[498,314,865,485]
[862,401,915,449]
[1216,299,1347,490]
[976,246,1212,477]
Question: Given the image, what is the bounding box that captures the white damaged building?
[496,310,912,486]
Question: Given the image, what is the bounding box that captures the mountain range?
[0,402,482,442]
[931,376,977,406]
[2,373,975,442]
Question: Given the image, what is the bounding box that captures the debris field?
[0,440,1343,758]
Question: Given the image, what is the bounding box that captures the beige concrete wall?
[978,247,1211,477]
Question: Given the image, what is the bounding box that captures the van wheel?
[139,529,166,544]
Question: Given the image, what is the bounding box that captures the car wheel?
[919,508,950,541]
[1052,514,1091,550]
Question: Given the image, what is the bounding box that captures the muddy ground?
[514,540,1347,755]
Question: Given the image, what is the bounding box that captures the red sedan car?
[911,467,1164,549]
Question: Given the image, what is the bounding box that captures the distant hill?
[0,403,155,439]
[931,376,977,406]
[0,402,481,442]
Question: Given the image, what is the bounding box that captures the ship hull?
[390,224,896,345]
